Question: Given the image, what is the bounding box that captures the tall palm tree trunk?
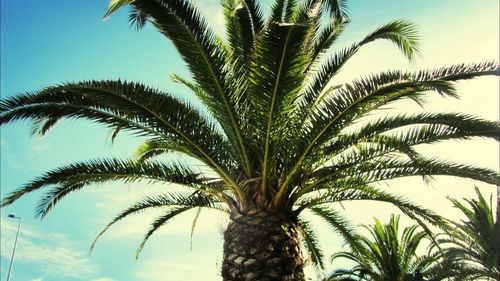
[222,209,305,281]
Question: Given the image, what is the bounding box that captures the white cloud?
[91,278,116,281]
[87,183,228,242]
[95,207,227,239]
[134,260,221,281]
[0,138,8,148]
[26,138,50,154]
[194,0,226,37]
[0,218,96,279]
[31,278,44,281]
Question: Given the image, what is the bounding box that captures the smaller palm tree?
[326,214,447,281]
[437,187,500,280]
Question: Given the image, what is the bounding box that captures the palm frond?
[330,251,375,279]
[321,0,349,20]
[106,0,253,179]
[297,218,325,276]
[288,64,499,194]
[298,185,444,231]
[415,61,500,81]
[0,80,246,193]
[133,137,191,163]
[438,187,500,278]
[305,77,457,151]
[248,19,310,194]
[309,63,499,152]
[326,268,364,281]
[127,6,148,30]
[222,0,254,61]
[135,206,192,258]
[310,17,347,63]
[0,158,205,211]
[329,112,500,153]
[240,0,264,34]
[363,20,420,60]
[313,114,500,175]
[327,215,441,280]
[189,206,203,250]
[308,205,361,251]
[298,20,420,122]
[310,157,500,196]
[270,0,287,22]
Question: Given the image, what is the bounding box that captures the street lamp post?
[6,214,22,281]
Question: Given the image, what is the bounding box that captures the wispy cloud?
[193,0,226,37]
[0,138,8,148]
[88,184,228,241]
[134,260,220,281]
[91,278,116,281]
[27,138,49,154]
[0,218,95,279]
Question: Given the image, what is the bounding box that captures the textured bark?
[221,209,305,281]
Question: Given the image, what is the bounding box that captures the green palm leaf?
[107,0,253,178]
[248,19,310,193]
[298,185,444,230]
[297,219,325,274]
[328,215,445,280]
[240,0,264,34]
[299,20,420,121]
[309,206,361,252]
[310,17,347,65]
[223,0,255,61]
[285,63,498,199]
[0,80,246,195]
[438,187,500,279]
[135,206,193,258]
[0,158,206,212]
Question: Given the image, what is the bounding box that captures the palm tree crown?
[1,0,499,279]
[438,187,500,280]
[326,215,446,281]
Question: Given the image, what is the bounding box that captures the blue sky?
[0,1,498,280]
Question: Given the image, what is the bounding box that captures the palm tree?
[437,187,500,280]
[1,0,499,280]
[326,215,449,281]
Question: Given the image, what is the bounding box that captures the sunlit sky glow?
[1,1,499,280]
